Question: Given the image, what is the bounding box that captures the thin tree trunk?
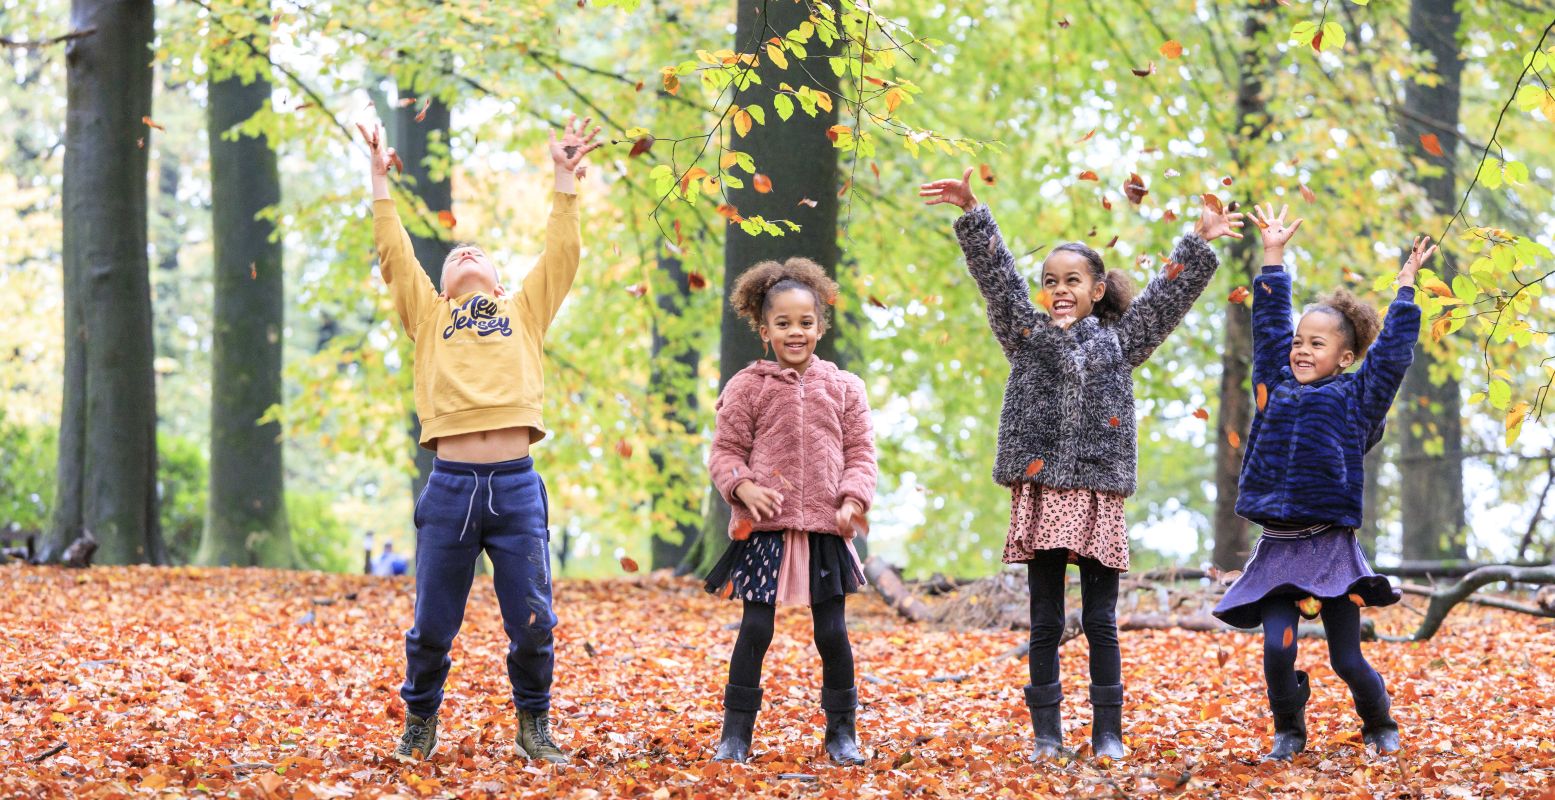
[1359,439,1386,558]
[43,0,162,565]
[198,12,290,567]
[649,252,701,571]
[1210,1,1274,571]
[699,0,844,569]
[1397,0,1467,561]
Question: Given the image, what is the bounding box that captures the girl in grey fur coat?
[921,168,1244,760]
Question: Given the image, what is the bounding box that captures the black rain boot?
[1024,682,1066,760]
[821,686,865,765]
[1262,671,1311,762]
[1089,684,1126,760]
[1355,681,1400,755]
[713,684,762,763]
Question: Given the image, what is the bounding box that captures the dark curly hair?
[1307,288,1382,355]
[729,257,839,333]
[1045,242,1136,326]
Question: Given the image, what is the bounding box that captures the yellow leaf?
[719,151,740,170]
[734,110,753,138]
[766,43,788,70]
[815,91,833,113]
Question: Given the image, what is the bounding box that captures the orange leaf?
[1221,176,1234,186]
[1227,429,1242,448]
[1297,596,1322,617]
[733,519,754,541]
[1419,133,1444,157]
[734,109,753,137]
[1077,128,1096,143]
[615,439,632,459]
[1164,260,1185,280]
[679,166,709,194]
[1281,626,1294,648]
[1201,193,1224,214]
[1109,416,1121,427]
[797,198,818,208]
[1193,408,1210,421]
[662,71,681,95]
[415,97,432,123]
[1160,40,1184,59]
[1025,458,1045,477]
[141,116,165,131]
[1256,383,1269,412]
[628,136,655,158]
[868,295,888,309]
[1299,183,1316,203]
[688,272,708,291]
[753,173,773,193]
[838,177,852,197]
[1033,288,1053,311]
[1349,593,1366,607]
[437,210,457,229]
[1228,286,1250,304]
[625,283,648,299]
[1078,171,1099,182]
[715,203,743,222]
[620,556,639,573]
[1162,209,1177,223]
[979,163,996,185]
[1122,173,1148,204]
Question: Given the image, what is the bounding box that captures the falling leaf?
[1077,129,1096,143]
[1297,596,1322,618]
[1078,171,1100,182]
[437,210,457,229]
[797,198,818,208]
[619,556,639,573]
[688,272,708,291]
[1123,173,1148,204]
[979,164,996,185]
[1160,40,1184,59]
[733,519,753,541]
[662,71,680,95]
[1299,183,1316,203]
[1102,196,1113,210]
[753,173,773,193]
[1349,593,1366,607]
[1025,459,1045,477]
[136,137,144,149]
[1033,288,1053,311]
[615,439,633,459]
[867,295,888,309]
[1105,235,1119,248]
[141,116,164,131]
[1420,133,1444,157]
[1227,429,1241,448]
[1257,383,1269,412]
[415,97,432,123]
[1057,17,1070,28]
[715,203,742,222]
[870,162,881,181]
[1131,61,1156,77]
[1221,176,1234,186]
[838,178,852,197]
[1162,209,1178,223]
[1282,626,1294,648]
[628,136,655,157]
[389,153,405,174]
[1201,193,1224,214]
[635,80,645,91]
[1193,408,1210,421]
[1229,286,1250,304]
[625,283,648,299]
[1165,259,1185,280]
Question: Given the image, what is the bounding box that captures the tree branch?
[0,27,95,49]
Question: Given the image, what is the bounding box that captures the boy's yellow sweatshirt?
[372,192,579,450]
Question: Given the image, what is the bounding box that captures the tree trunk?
[393,94,452,500]
[42,0,163,565]
[1210,1,1274,571]
[198,15,291,567]
[700,0,845,566]
[1359,439,1386,558]
[1397,0,1467,562]
[649,252,701,571]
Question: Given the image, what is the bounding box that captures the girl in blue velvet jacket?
[1214,204,1434,763]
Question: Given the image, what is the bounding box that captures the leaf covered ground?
[3,566,1553,799]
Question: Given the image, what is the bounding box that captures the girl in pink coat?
[704,257,878,766]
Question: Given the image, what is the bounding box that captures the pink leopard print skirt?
[1003,483,1129,571]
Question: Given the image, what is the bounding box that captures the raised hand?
[919,167,980,213]
[356,122,397,178]
[1397,235,1437,288]
[1194,194,1246,242]
[1250,203,1304,254]
[549,115,603,173]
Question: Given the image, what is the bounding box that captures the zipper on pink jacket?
[798,370,808,531]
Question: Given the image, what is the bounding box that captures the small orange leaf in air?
[1257,383,1269,412]
[625,283,648,299]
[1420,133,1444,157]
[1162,209,1178,223]
[142,116,165,131]
[719,581,735,598]
[1227,429,1242,448]
[1077,128,1096,143]
[1160,40,1184,59]
[1282,626,1294,648]
[979,164,996,185]
[1025,459,1045,477]
[838,178,852,197]
[1101,196,1113,211]
[871,162,881,181]
[1299,184,1316,203]
[733,519,754,541]
[437,210,457,228]
[753,173,773,193]
[389,153,405,174]
[1034,288,1054,311]
[1349,593,1366,607]
[1221,176,1234,186]
[615,439,632,459]
[797,198,818,208]
[415,97,432,123]
[1229,286,1250,304]
[1165,260,1185,280]
[1297,596,1322,617]
[1109,416,1121,427]
[1078,170,1100,182]
[250,264,257,280]
[619,556,640,573]
[688,272,708,291]
[1123,173,1148,204]
[1193,408,1210,421]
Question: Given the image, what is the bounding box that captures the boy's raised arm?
[361,123,438,337]
[517,116,601,334]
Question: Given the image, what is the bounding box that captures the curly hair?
[1045,242,1136,326]
[1307,288,1382,355]
[728,257,839,333]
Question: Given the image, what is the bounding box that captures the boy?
[361,115,600,764]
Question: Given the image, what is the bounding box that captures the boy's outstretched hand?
[1250,203,1303,264]
[357,122,399,201]
[1194,194,1246,242]
[1397,235,1437,288]
[919,167,979,213]
[550,115,602,172]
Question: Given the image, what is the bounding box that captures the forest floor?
[3,565,1553,799]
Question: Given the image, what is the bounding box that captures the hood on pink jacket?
[708,355,877,539]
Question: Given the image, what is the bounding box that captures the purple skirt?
[1212,527,1399,629]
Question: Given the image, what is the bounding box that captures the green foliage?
[289,492,358,574]
[157,433,209,566]
[0,414,55,534]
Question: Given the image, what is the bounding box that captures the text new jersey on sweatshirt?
[372,192,580,449]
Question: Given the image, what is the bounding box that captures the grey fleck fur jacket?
[953,204,1221,496]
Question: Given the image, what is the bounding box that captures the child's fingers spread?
[960,166,974,185]
[1289,218,1303,232]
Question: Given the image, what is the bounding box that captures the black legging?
[1027,549,1121,686]
[727,598,854,689]
[1260,595,1386,704]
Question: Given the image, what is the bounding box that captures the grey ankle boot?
[1089,684,1126,759]
[821,686,865,765]
[713,684,762,763]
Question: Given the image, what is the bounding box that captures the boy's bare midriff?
[434,426,533,463]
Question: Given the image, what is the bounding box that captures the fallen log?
[1378,560,1551,579]
[864,556,932,623]
[1408,565,1555,640]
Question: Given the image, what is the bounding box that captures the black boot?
[1023,682,1066,760]
[821,686,865,765]
[1089,684,1126,760]
[1262,671,1311,762]
[713,684,762,763]
[1355,681,1400,755]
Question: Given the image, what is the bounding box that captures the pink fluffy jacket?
[708,355,877,539]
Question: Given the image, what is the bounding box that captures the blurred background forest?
[2,0,1554,578]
